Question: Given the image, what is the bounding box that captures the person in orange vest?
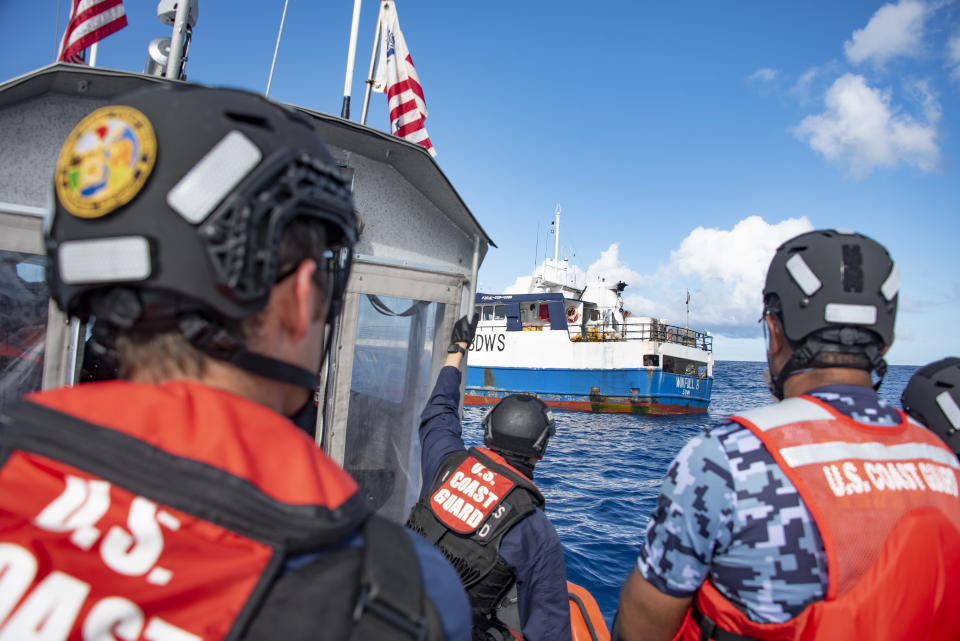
[902,357,960,459]
[615,230,960,641]
[407,315,572,641]
[0,85,470,640]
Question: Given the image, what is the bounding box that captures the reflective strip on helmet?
[735,397,834,431]
[59,236,151,284]
[824,303,877,325]
[936,391,960,430]
[785,254,822,296]
[881,263,900,302]
[167,131,263,224]
[780,440,960,469]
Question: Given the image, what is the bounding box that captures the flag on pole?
[686,290,691,305]
[372,2,436,157]
[58,0,128,64]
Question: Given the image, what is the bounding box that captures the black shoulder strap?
[350,516,443,641]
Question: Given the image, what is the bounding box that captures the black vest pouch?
[241,515,443,641]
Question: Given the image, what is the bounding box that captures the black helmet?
[483,394,556,459]
[46,85,357,388]
[902,357,960,457]
[48,85,356,323]
[763,230,898,395]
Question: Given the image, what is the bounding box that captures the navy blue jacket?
[419,366,571,641]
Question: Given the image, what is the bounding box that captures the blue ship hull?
[465,365,712,414]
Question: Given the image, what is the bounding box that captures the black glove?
[451,313,479,345]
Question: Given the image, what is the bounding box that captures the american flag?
[58,0,128,64]
[372,2,436,157]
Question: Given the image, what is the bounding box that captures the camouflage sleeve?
[636,423,737,597]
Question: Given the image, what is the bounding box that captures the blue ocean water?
[461,360,920,627]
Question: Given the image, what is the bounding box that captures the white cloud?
[651,216,814,334]
[948,33,960,80]
[749,68,778,82]
[501,217,813,340]
[584,243,643,286]
[793,73,940,177]
[844,0,929,66]
[791,67,819,96]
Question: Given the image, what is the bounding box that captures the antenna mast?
[554,204,561,264]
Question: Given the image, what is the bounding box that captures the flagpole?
[265,0,290,96]
[360,2,384,125]
[88,42,99,67]
[341,0,363,119]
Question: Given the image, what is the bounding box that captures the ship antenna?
[554,204,561,264]
[534,221,540,271]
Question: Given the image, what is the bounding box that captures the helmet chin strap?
[178,314,319,415]
[228,349,319,390]
[769,334,888,401]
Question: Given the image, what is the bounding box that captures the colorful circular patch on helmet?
[55,105,157,219]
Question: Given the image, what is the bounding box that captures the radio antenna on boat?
[341,0,363,118]
[553,204,561,264]
[266,0,290,96]
[534,221,540,271]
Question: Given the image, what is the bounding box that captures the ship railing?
[568,321,713,352]
[474,319,713,352]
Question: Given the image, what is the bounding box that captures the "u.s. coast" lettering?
[822,460,959,498]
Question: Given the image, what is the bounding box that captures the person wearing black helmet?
[0,86,470,640]
[407,314,571,641]
[616,230,960,641]
[902,357,960,459]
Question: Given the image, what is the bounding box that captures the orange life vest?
[673,395,960,641]
[0,380,369,641]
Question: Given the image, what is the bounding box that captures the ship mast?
[554,204,560,265]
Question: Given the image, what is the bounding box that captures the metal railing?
[473,319,713,352]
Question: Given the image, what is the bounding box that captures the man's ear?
[765,314,787,357]
[280,259,318,340]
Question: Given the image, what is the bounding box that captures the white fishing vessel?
[466,208,714,414]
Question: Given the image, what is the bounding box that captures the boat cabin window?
[475,304,505,322]
[343,294,444,518]
[662,355,708,377]
[643,355,660,367]
[0,250,48,413]
[521,303,536,323]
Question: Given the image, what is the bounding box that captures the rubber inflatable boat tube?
[568,581,610,641]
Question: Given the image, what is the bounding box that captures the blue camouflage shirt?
[636,385,901,623]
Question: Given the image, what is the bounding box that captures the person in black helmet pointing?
[0,85,470,640]
[616,230,960,641]
[407,314,572,641]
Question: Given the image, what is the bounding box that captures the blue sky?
[2,1,959,365]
